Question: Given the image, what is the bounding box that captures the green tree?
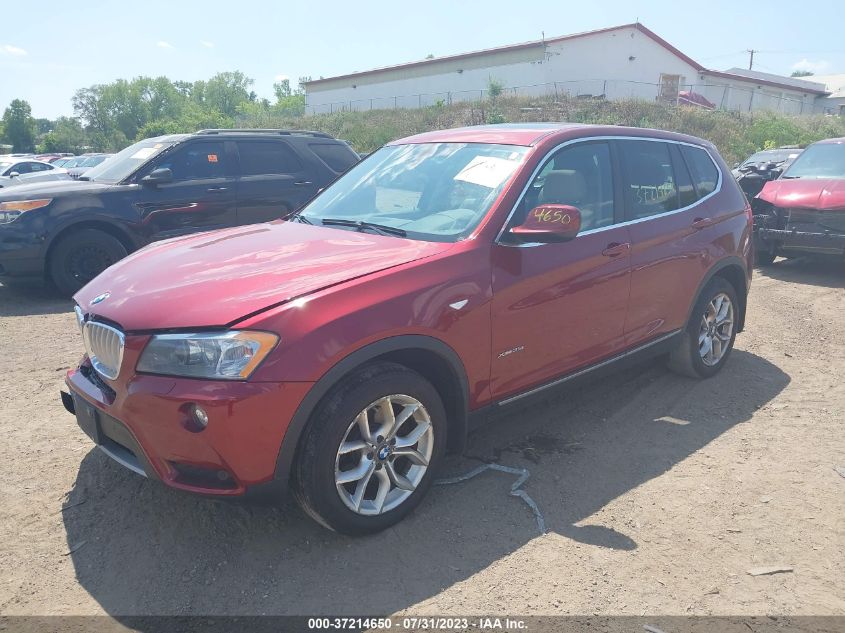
[201,71,254,118]
[39,117,89,153]
[1,99,37,152]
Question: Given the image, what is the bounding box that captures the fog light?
[191,405,209,429]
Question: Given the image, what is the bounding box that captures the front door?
[490,140,632,400]
[133,140,238,241]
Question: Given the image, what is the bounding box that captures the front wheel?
[293,362,447,535]
[668,277,738,379]
[49,229,128,296]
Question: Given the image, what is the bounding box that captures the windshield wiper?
[287,212,313,224]
[321,218,407,237]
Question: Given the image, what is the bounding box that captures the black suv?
[0,129,359,294]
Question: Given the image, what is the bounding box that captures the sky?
[1,0,843,120]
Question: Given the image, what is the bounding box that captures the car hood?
[757,178,845,211]
[74,222,453,331]
[0,178,111,198]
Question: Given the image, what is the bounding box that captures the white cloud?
[200,40,214,48]
[2,44,28,57]
[156,41,174,49]
[274,74,290,82]
[791,58,830,74]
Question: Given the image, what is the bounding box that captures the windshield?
[782,143,845,179]
[83,138,177,183]
[297,142,529,242]
[80,155,107,167]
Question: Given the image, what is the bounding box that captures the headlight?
[137,331,279,380]
[74,305,86,333]
[0,198,52,224]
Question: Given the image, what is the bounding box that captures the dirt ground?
[0,257,843,620]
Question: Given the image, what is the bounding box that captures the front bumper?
[754,207,845,255]
[63,360,313,497]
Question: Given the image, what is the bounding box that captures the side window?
[238,141,302,176]
[308,143,359,173]
[619,140,679,220]
[515,141,615,233]
[681,145,719,198]
[669,145,698,208]
[155,142,226,181]
[13,162,32,174]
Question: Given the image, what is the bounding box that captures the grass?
[239,94,845,165]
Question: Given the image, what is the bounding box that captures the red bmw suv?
[62,124,752,534]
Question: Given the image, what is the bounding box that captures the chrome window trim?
[495,135,723,247]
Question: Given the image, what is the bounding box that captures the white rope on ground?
[435,463,546,535]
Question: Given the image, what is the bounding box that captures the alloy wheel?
[334,394,433,516]
[698,292,734,366]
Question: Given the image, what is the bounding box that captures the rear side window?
[238,141,302,176]
[669,145,698,207]
[681,145,720,198]
[619,140,679,219]
[308,143,359,173]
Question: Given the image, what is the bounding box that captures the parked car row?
[50,123,755,534]
[732,139,845,264]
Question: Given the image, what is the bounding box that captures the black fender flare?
[685,256,749,333]
[257,335,470,498]
[45,215,141,256]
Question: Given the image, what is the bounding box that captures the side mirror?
[509,204,582,243]
[141,167,173,186]
[9,172,19,178]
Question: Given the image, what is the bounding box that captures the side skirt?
[468,329,684,430]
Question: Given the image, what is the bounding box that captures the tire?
[49,229,128,296]
[668,277,739,379]
[293,361,447,535]
[752,227,777,266]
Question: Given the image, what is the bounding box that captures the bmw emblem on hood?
[90,292,110,306]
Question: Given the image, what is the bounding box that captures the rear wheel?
[293,362,447,535]
[49,229,128,296]
[668,277,738,379]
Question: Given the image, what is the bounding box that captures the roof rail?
[195,128,333,139]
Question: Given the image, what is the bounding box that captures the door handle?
[294,180,313,186]
[601,242,631,257]
[691,217,716,230]
[206,186,228,193]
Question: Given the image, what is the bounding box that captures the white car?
[0,158,69,188]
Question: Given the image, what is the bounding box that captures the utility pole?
[747,49,758,70]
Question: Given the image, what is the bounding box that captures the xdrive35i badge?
[90,292,110,306]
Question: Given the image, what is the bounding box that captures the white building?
[809,74,845,115]
[304,23,829,115]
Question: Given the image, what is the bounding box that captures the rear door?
[132,140,238,241]
[619,139,719,345]
[235,139,319,225]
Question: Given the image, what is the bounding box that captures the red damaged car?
[62,124,752,534]
[753,137,845,264]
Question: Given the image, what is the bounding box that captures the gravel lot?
[0,257,843,619]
